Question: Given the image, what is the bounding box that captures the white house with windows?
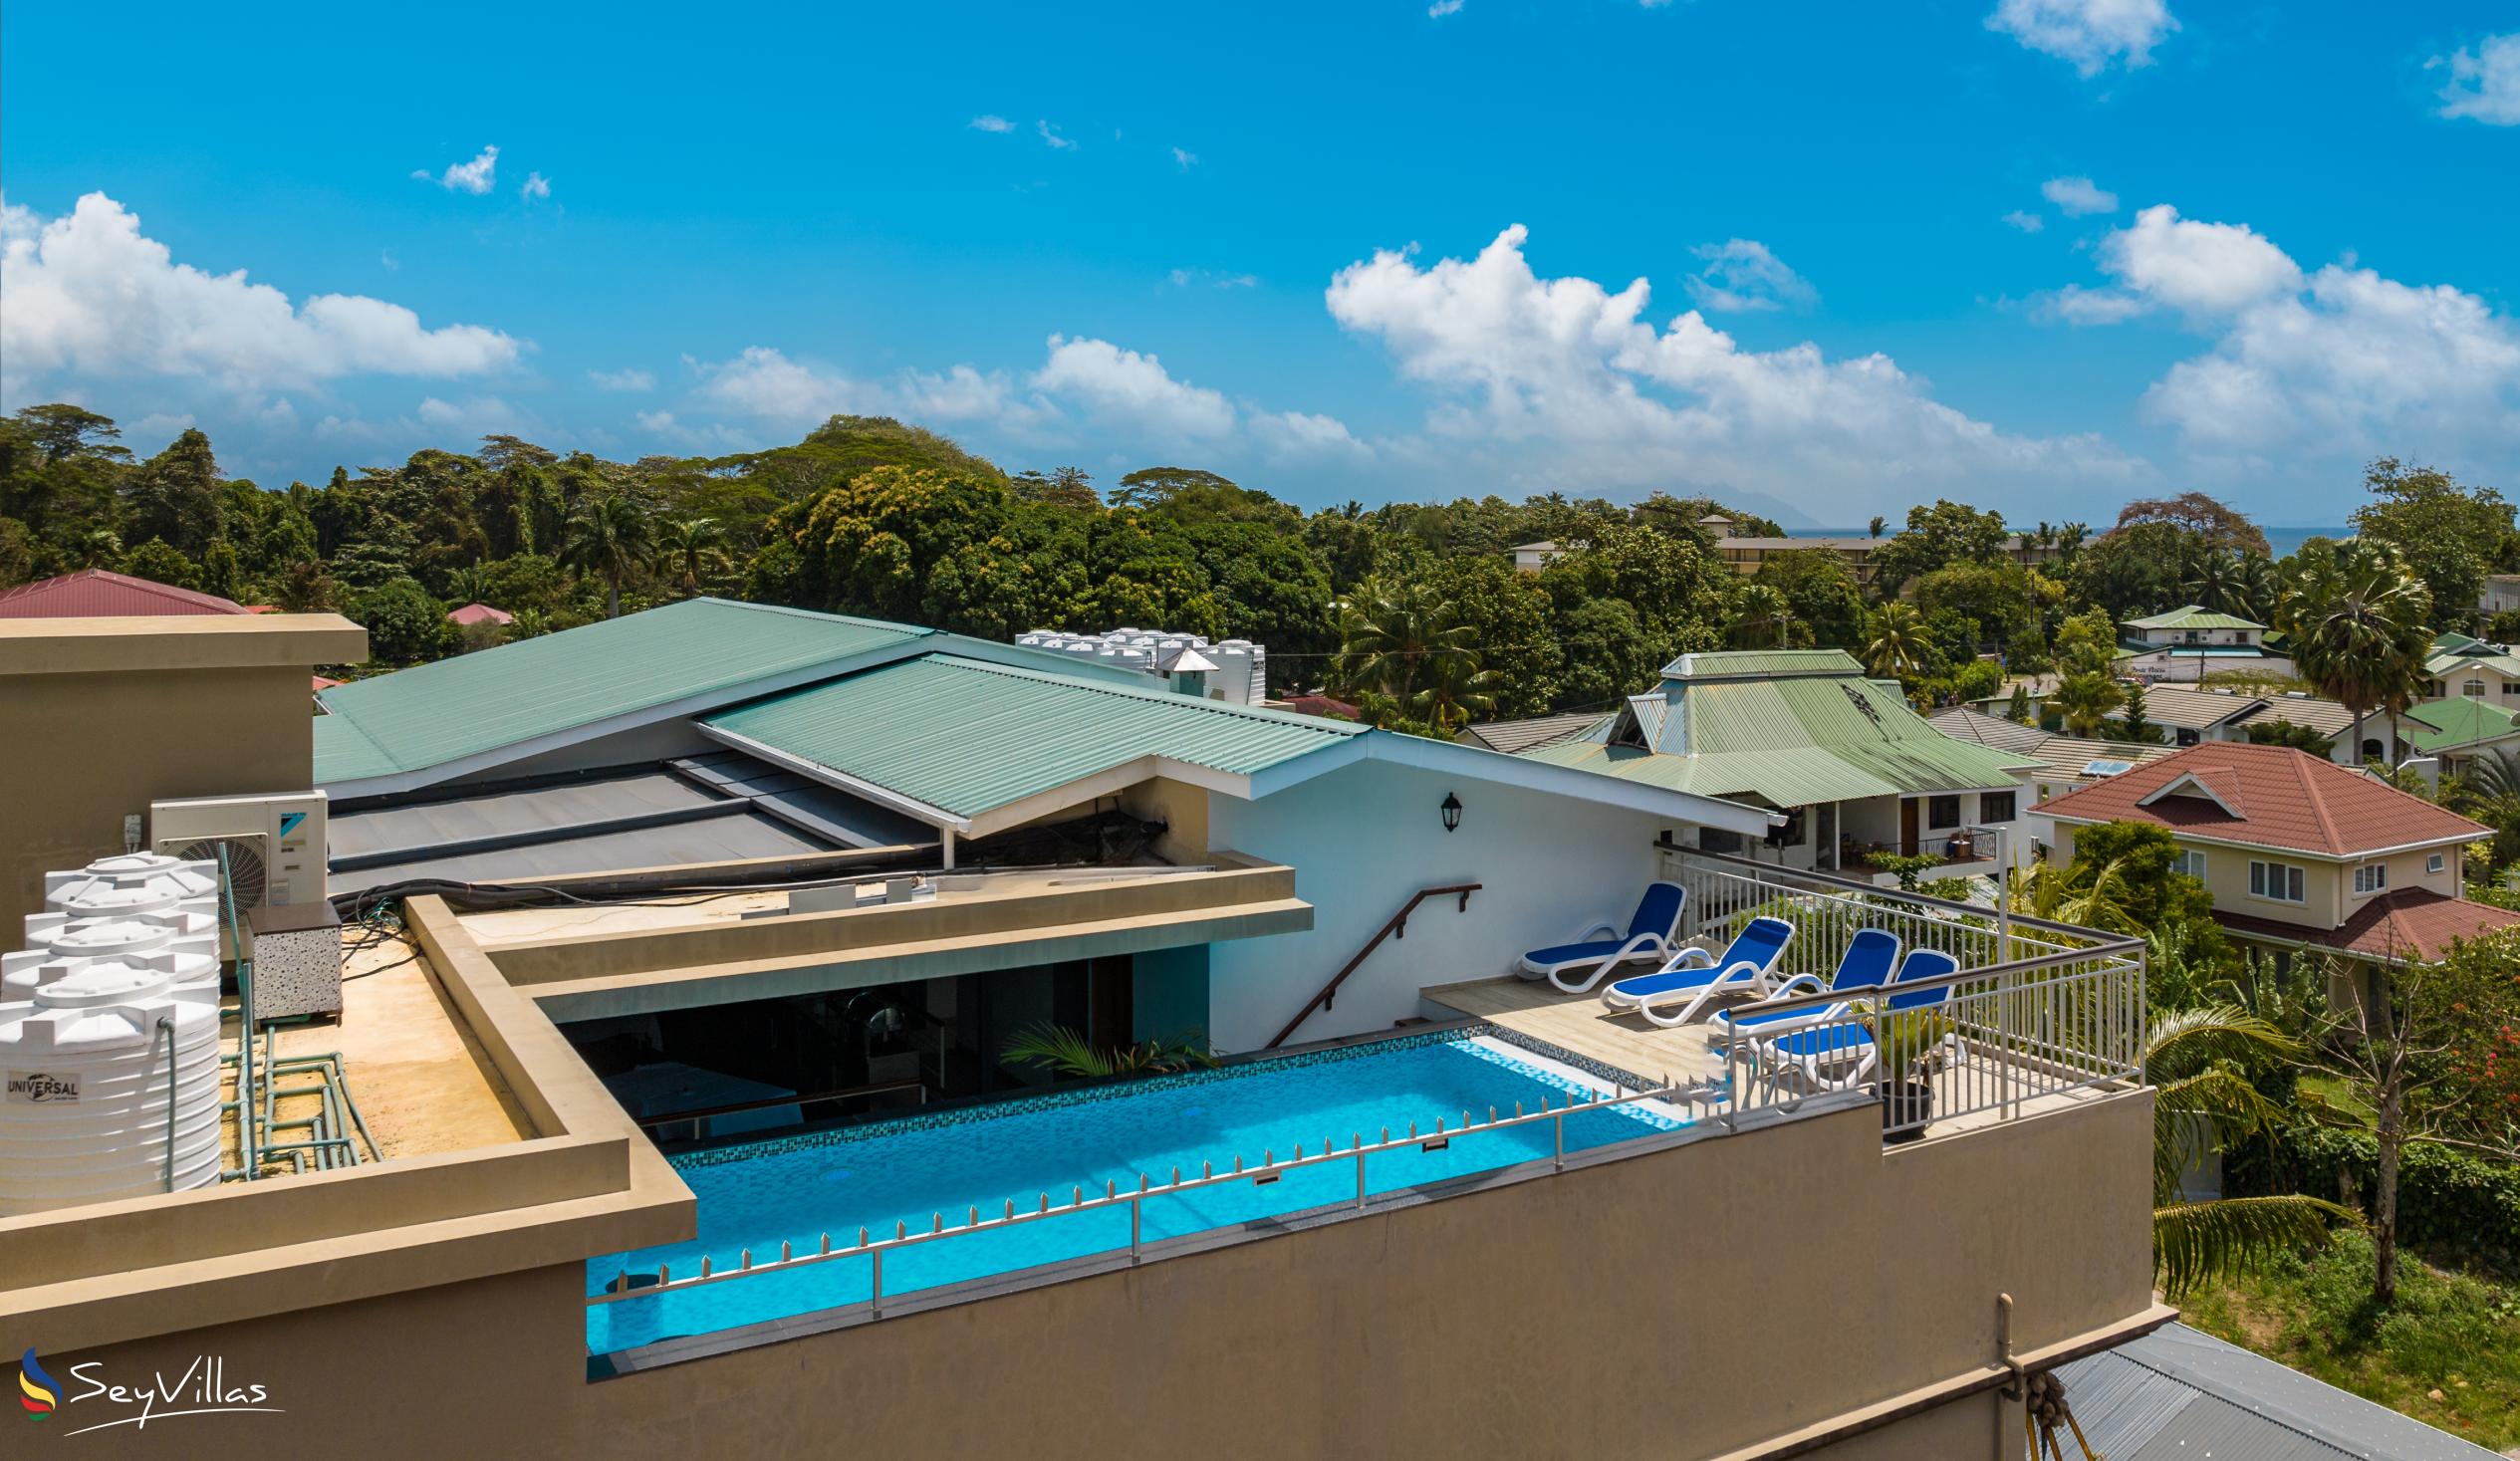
[1499,650,2042,879]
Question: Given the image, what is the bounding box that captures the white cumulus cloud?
[1986,0,2176,76]
[589,367,655,392]
[1252,409,1371,459]
[2046,202,2520,461]
[1037,120,1077,150]
[693,347,1052,436]
[413,145,500,194]
[1683,238,1818,313]
[2100,204,2301,315]
[0,191,523,397]
[2003,210,2047,233]
[520,171,552,200]
[2434,33,2520,124]
[1325,223,2140,504]
[970,115,1015,133]
[1030,336,1235,440]
[2041,174,2119,215]
[1428,0,1465,15]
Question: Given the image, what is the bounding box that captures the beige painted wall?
[0,615,362,939]
[2048,822,2466,937]
[38,1091,2156,1461]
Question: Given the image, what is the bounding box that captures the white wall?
[1202,759,1673,1053]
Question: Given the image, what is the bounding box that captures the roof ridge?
[2288,745,2349,852]
[688,597,934,636]
[911,652,1364,735]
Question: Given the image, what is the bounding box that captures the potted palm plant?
[1875,1010,1957,1142]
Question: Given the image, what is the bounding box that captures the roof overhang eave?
[1262,729,1778,835]
[697,722,975,835]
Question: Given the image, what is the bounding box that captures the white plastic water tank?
[4,910,221,1001]
[40,852,219,925]
[0,962,223,1213]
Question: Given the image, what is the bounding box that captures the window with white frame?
[2427,852,2447,874]
[2172,849,2207,879]
[2353,863,2388,895]
[2465,679,2487,698]
[2249,859,2306,903]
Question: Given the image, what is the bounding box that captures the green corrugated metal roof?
[1522,741,1906,806]
[2126,605,2267,631]
[312,711,398,783]
[2404,697,2520,753]
[314,599,928,784]
[2426,645,2520,678]
[703,653,1365,825]
[1533,664,2035,805]
[1658,648,1866,681]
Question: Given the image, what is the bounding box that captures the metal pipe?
[153,1016,178,1192]
[219,847,258,1181]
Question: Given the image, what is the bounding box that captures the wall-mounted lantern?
[1439,792,1463,834]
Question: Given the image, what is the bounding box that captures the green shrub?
[2233,1124,2520,1279]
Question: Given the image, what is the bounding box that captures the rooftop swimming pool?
[587,1030,1689,1355]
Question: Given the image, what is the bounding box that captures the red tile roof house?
[2034,742,2518,987]
[444,602,514,626]
[0,567,250,617]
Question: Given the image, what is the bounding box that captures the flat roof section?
[223,929,531,1169]
[327,757,938,897]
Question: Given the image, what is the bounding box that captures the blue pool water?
[586,1034,1684,1352]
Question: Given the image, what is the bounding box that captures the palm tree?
[559,493,655,618]
[2049,670,2126,737]
[1335,580,1485,725]
[2232,554,2278,623]
[2144,1004,2357,1297]
[653,516,730,599]
[1728,584,1804,648]
[442,564,495,607]
[2286,544,2432,763]
[1862,602,1925,683]
[1867,515,1886,539]
[2182,548,2243,616]
[1410,645,1504,734]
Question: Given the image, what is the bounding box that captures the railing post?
[871,1247,883,1319]
[1355,1147,1368,1210]
[1553,1109,1565,1173]
[1130,1195,1142,1265]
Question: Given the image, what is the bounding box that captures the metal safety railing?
[1658,848,2146,1139]
[1710,944,2145,1139]
[1658,843,2107,972]
[588,1073,1698,1324]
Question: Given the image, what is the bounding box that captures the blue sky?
[4,1,2518,525]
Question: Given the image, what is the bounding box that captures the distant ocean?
[1799,527,2352,560]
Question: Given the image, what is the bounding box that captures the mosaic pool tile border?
[668,1022,1667,1172]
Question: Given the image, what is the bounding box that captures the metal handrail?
[1266,882,1480,1049]
[589,1071,1689,1314]
[1658,840,2130,950]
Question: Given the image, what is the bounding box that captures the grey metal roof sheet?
[2057,1324,2498,1461]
